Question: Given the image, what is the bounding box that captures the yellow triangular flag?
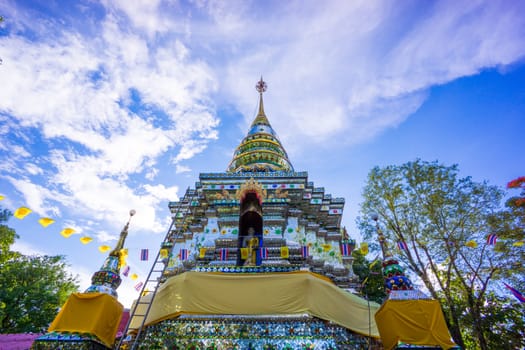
[513,241,524,247]
[120,248,128,257]
[360,242,369,255]
[130,273,138,280]
[280,246,289,259]
[160,249,169,259]
[98,245,111,253]
[199,247,207,258]
[0,195,5,200]
[80,236,93,244]
[60,228,76,238]
[38,217,55,227]
[14,207,32,219]
[465,240,478,248]
[141,289,150,297]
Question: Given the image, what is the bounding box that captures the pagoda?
[120,79,382,349]
[372,216,457,350]
[33,211,135,349]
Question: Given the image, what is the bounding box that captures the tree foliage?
[0,209,79,333]
[357,160,524,350]
[351,250,385,304]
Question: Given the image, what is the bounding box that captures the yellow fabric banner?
[240,248,249,259]
[375,299,456,350]
[48,293,123,348]
[280,246,289,258]
[199,248,207,258]
[129,271,380,337]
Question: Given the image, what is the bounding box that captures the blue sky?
[1,0,524,307]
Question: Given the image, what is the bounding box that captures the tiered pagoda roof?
[227,78,294,173]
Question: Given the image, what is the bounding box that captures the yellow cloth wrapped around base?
[48,292,123,348]
[130,271,380,337]
[375,299,456,350]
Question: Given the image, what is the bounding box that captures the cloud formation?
[1,0,524,239]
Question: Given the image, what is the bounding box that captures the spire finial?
[255,77,267,118]
[256,76,267,94]
[110,209,136,256]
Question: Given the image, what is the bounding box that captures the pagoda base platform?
[32,332,109,350]
[128,314,380,350]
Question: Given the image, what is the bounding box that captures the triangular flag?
[504,283,525,303]
[486,233,497,245]
[60,228,76,238]
[134,282,144,292]
[160,248,169,259]
[0,195,5,201]
[179,249,188,261]
[466,240,478,248]
[122,265,130,277]
[513,241,524,247]
[397,241,408,251]
[130,273,138,280]
[38,217,55,227]
[301,245,309,258]
[340,243,352,256]
[120,248,128,257]
[80,236,93,244]
[280,246,289,259]
[261,247,269,259]
[140,249,149,261]
[141,288,149,297]
[360,242,369,255]
[98,245,111,253]
[14,207,32,219]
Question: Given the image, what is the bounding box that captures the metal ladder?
[116,187,198,350]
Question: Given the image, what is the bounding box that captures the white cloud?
[208,1,525,153]
[1,1,525,270]
[175,164,191,174]
[0,2,220,234]
[94,230,118,243]
[12,240,46,256]
[5,177,61,217]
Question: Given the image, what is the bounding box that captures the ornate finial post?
[371,213,390,259]
[110,209,136,256]
[85,209,136,298]
[255,77,267,117]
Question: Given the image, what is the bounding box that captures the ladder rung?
[116,187,198,350]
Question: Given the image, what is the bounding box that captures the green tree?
[0,209,79,333]
[357,160,524,350]
[351,250,385,304]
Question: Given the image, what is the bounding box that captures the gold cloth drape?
[375,299,456,350]
[130,271,380,337]
[48,292,123,347]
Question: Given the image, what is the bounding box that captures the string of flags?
[2,198,152,293]
[6,202,97,248]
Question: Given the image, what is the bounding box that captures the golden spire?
[110,209,136,257]
[251,77,270,127]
